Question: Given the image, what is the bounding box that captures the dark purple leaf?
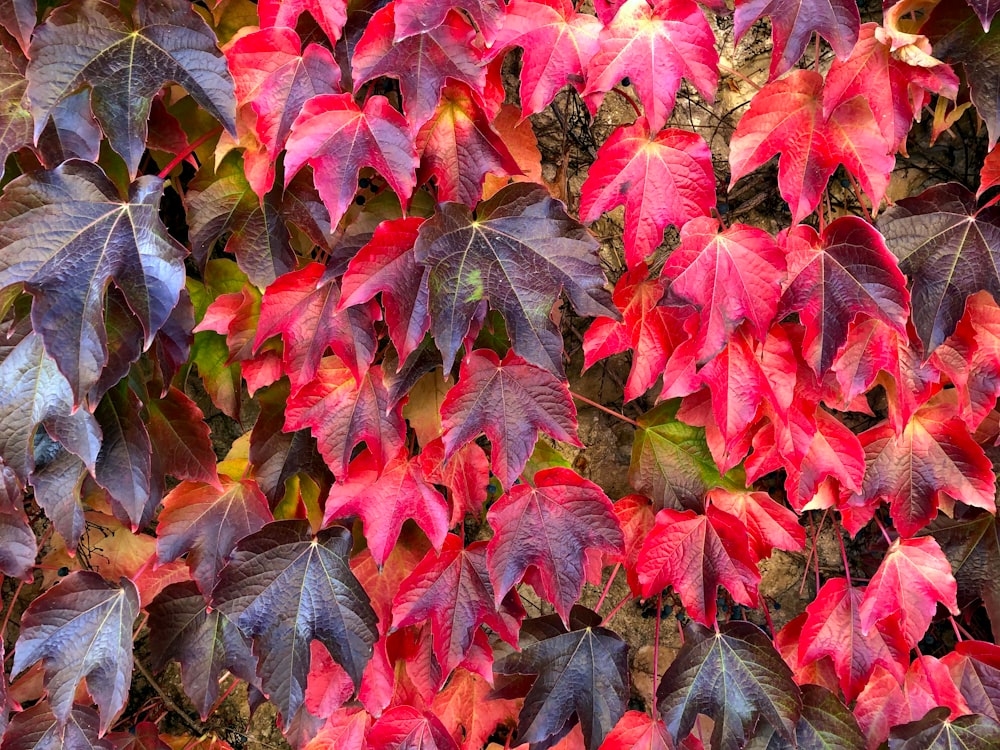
[0,0,34,54]
[765,684,864,750]
[94,383,153,531]
[0,47,30,181]
[29,444,88,550]
[889,707,1000,749]
[35,91,101,167]
[0,701,113,750]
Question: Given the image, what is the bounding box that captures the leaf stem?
[874,516,893,546]
[600,592,632,626]
[157,126,223,180]
[836,520,853,588]
[570,390,641,428]
[612,87,644,120]
[1,577,26,645]
[134,658,204,735]
[949,616,964,642]
[844,170,874,223]
[717,63,761,92]
[651,593,662,716]
[596,562,620,611]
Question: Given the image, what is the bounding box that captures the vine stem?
[1,578,26,645]
[133,658,203,735]
[569,390,641,428]
[949,616,965,642]
[600,592,632,626]
[874,516,894,546]
[717,63,761,92]
[612,87,644,119]
[596,563,620,612]
[158,126,223,180]
[651,593,662,717]
[844,169,874,223]
[836,519,853,588]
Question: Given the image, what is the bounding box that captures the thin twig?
[158,126,223,180]
[133,658,203,735]
[570,390,641,428]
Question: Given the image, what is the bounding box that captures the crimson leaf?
[213,520,378,722]
[414,183,617,377]
[486,467,623,624]
[440,349,581,490]
[657,621,801,749]
[26,0,236,176]
[12,571,139,734]
[0,161,188,403]
[495,606,629,750]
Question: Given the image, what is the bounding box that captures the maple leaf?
[254,262,379,391]
[662,217,784,362]
[657,621,801,750]
[495,607,629,750]
[489,0,600,117]
[432,668,520,750]
[146,387,218,487]
[258,0,347,43]
[943,641,1000,720]
[859,537,959,647]
[778,217,910,375]
[284,358,406,480]
[12,571,139,734]
[824,24,959,153]
[797,578,910,702]
[855,399,996,537]
[303,708,370,750]
[0,701,113,750]
[440,349,581,490]
[213,521,379,722]
[146,581,259,721]
[25,0,235,177]
[156,477,273,595]
[729,70,893,224]
[579,122,715,269]
[599,711,673,750]
[392,535,523,676]
[927,0,1000,148]
[225,27,341,196]
[339,217,429,366]
[0,48,31,182]
[889,706,1000,749]
[0,331,101,485]
[583,0,717,133]
[763,684,863,750]
[487,467,623,623]
[878,182,1000,354]
[982,147,1000,197]
[324,449,450,566]
[352,4,485,133]
[0,460,34,580]
[706,488,805,559]
[415,183,617,376]
[416,83,521,207]
[92,382,154,530]
[734,0,859,78]
[284,93,418,232]
[368,706,460,750]
[0,161,188,403]
[417,437,490,527]
[637,506,761,626]
[394,0,505,43]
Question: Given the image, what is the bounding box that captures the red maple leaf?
[637,506,761,626]
[729,70,893,224]
[583,0,718,133]
[486,467,623,624]
[580,121,715,269]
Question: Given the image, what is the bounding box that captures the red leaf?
[417,437,490,528]
[779,217,910,375]
[392,535,524,676]
[368,706,460,750]
[599,710,674,750]
[859,537,959,647]
[441,349,581,490]
[982,146,1000,197]
[352,4,485,133]
[706,488,805,559]
[798,578,909,702]
[284,358,407,480]
[583,0,717,133]
[146,387,218,487]
[324,449,450,566]
[255,262,380,390]
[258,0,347,42]
[637,506,761,626]
[490,0,601,116]
[943,641,1000,720]
[486,467,623,624]
[285,93,417,231]
[580,122,715,269]
[226,28,341,196]
[612,494,656,596]
[734,0,859,77]
[156,477,273,595]
[663,217,785,361]
[303,708,370,750]
[824,24,958,153]
[933,293,1000,430]
[854,399,996,537]
[432,668,520,750]
[415,83,521,207]
[394,0,505,43]
[729,70,893,224]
